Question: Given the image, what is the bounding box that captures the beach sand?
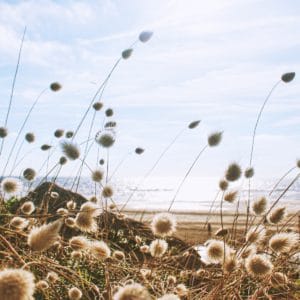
[124,209,299,244]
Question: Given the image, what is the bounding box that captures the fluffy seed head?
[281,72,295,83]
[188,120,201,129]
[50,82,62,91]
[76,202,100,228]
[135,235,142,244]
[68,287,82,300]
[224,190,238,203]
[109,203,116,210]
[175,284,188,296]
[158,294,180,300]
[206,240,231,264]
[36,280,49,290]
[65,131,74,138]
[208,132,223,147]
[135,147,145,154]
[225,163,242,182]
[59,156,67,165]
[122,48,133,59]
[269,232,298,253]
[0,127,8,138]
[95,130,115,148]
[90,241,111,259]
[10,217,29,230]
[1,178,21,194]
[140,245,149,253]
[46,271,59,283]
[244,167,254,178]
[0,269,35,300]
[241,245,257,259]
[151,213,176,237]
[71,250,82,260]
[270,272,288,287]
[21,201,35,215]
[297,159,300,168]
[105,108,114,117]
[67,200,76,210]
[99,158,105,165]
[54,129,64,138]
[80,202,100,217]
[69,236,90,251]
[219,179,228,191]
[25,132,35,143]
[50,191,59,199]
[57,208,68,216]
[252,197,267,215]
[215,228,228,237]
[139,31,153,43]
[23,168,36,181]
[91,169,103,182]
[105,121,117,128]
[27,220,62,251]
[223,255,238,273]
[65,217,76,227]
[92,102,103,111]
[149,239,168,258]
[113,283,151,300]
[75,212,97,232]
[61,141,80,160]
[245,254,273,277]
[41,144,52,151]
[246,225,266,244]
[102,186,113,198]
[267,206,286,224]
[113,250,125,260]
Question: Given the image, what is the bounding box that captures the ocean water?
[44,176,300,213]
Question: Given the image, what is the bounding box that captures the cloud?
[0,0,299,178]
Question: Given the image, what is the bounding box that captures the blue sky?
[0,0,299,180]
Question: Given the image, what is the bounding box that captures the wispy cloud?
[0,0,299,178]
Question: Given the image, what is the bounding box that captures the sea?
[22,176,300,213]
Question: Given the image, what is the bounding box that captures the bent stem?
[0,27,26,158]
[108,151,132,182]
[203,190,220,230]
[246,80,281,232]
[2,88,48,177]
[269,165,296,196]
[72,58,121,140]
[120,127,186,211]
[167,144,208,212]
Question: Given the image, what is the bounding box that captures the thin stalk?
[1,88,47,177]
[72,58,121,140]
[108,151,132,182]
[203,190,220,230]
[0,27,26,157]
[269,166,296,196]
[74,110,97,192]
[9,139,25,175]
[120,127,186,211]
[167,144,208,212]
[238,172,300,256]
[10,146,39,174]
[106,149,109,184]
[246,80,281,232]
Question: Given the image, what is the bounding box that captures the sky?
[0,0,300,182]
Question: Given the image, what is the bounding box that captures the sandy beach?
[124,209,300,244]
